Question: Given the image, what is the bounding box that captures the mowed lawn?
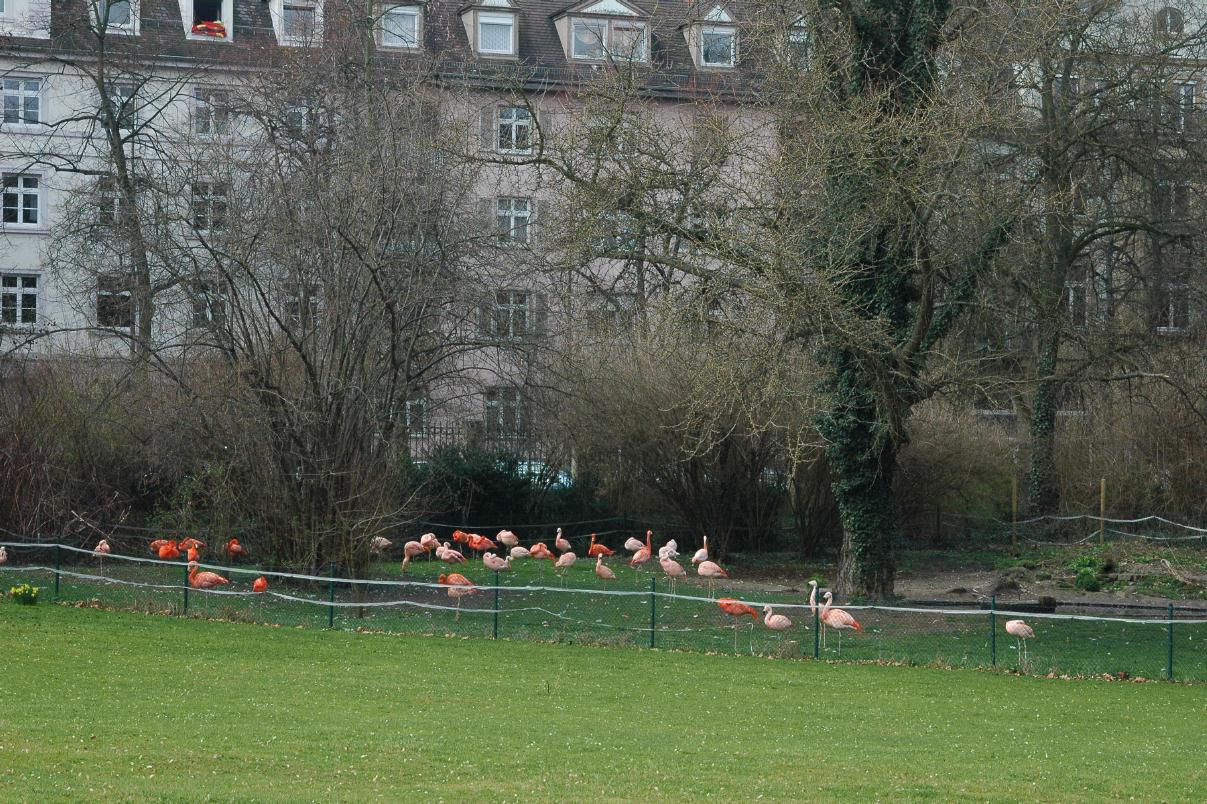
[2,606,1204,802]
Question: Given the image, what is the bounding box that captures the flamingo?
[186,546,200,563]
[554,551,577,585]
[0,546,8,564]
[624,532,646,553]
[529,542,555,560]
[452,530,470,550]
[497,530,519,550]
[594,555,616,582]
[224,538,247,560]
[438,572,477,620]
[696,560,728,598]
[437,542,467,564]
[658,539,679,561]
[509,545,531,560]
[188,561,229,589]
[821,591,862,652]
[554,528,571,554]
[158,541,181,561]
[691,536,709,565]
[659,554,686,594]
[94,539,111,556]
[628,531,653,574]
[586,533,614,558]
[369,536,393,555]
[179,538,206,552]
[419,532,440,561]
[483,552,510,572]
[763,605,793,630]
[467,533,498,555]
[718,597,758,651]
[149,539,172,555]
[252,576,268,593]
[1005,619,1036,668]
[401,540,425,571]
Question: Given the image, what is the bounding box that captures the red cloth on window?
[191,20,227,38]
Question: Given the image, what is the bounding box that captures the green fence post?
[990,595,997,667]
[649,575,656,649]
[1167,603,1174,681]
[54,543,61,600]
[813,598,820,659]
[328,562,337,629]
[493,570,500,640]
[182,560,189,616]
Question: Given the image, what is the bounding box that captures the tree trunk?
[1027,331,1062,514]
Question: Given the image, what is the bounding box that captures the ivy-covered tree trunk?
[1027,331,1063,513]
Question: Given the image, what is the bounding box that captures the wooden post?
[1010,477,1019,554]
[1099,477,1106,544]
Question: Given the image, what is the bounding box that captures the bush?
[1074,568,1101,592]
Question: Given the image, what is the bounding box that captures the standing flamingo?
[586,534,614,558]
[691,536,709,565]
[763,605,793,630]
[658,539,679,561]
[624,532,646,553]
[179,538,206,552]
[1005,619,1036,668]
[509,545,530,560]
[497,530,519,550]
[369,536,393,555]
[529,542,555,560]
[659,554,686,594]
[438,572,477,620]
[696,560,728,598]
[594,555,616,582]
[224,538,247,560]
[400,540,425,571]
[95,539,111,569]
[419,532,439,554]
[158,541,181,561]
[483,552,510,572]
[820,591,862,652]
[718,597,758,652]
[467,533,498,556]
[554,551,577,585]
[554,528,571,554]
[628,531,653,579]
[0,546,7,564]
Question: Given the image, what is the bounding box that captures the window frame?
[404,398,428,437]
[0,272,40,328]
[1,172,42,228]
[484,386,524,438]
[190,276,230,329]
[102,82,137,131]
[190,179,229,234]
[280,0,319,45]
[192,86,231,137]
[379,4,421,49]
[699,25,737,68]
[495,196,531,245]
[187,0,233,41]
[1156,281,1191,333]
[94,0,139,34]
[96,274,134,330]
[570,16,648,61]
[496,105,533,155]
[2,76,43,127]
[477,11,516,56]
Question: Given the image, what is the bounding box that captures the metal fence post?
[54,543,61,600]
[813,598,820,659]
[990,595,997,667]
[1167,603,1174,681]
[493,570,500,639]
[649,576,656,648]
[328,562,337,629]
[182,560,189,616]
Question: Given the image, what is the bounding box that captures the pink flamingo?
[437,542,467,564]
[188,561,229,589]
[483,552,510,572]
[497,530,519,550]
[252,576,268,593]
[554,528,571,554]
[658,539,679,561]
[0,546,8,564]
[821,591,862,652]
[763,605,793,630]
[554,551,577,585]
[659,554,686,594]
[594,555,616,582]
[419,533,439,559]
[509,545,530,560]
[438,572,477,620]
[369,536,392,555]
[400,540,425,571]
[1005,619,1036,668]
[94,539,111,555]
[691,535,709,565]
[629,531,652,572]
[718,597,759,651]
[696,560,728,598]
[624,532,646,553]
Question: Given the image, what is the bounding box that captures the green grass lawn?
[2,604,1205,801]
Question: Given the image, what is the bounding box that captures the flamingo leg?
[748,622,754,654]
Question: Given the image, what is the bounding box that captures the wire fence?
[2,540,1204,682]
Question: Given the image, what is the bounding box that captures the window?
[1156,178,1190,220]
[405,399,428,437]
[484,387,523,437]
[477,12,514,55]
[284,284,320,327]
[193,87,230,136]
[495,196,530,244]
[282,1,317,43]
[701,26,736,67]
[584,291,634,330]
[96,177,127,227]
[191,278,229,327]
[190,0,229,38]
[1,173,39,226]
[1156,282,1190,332]
[1155,7,1184,37]
[104,83,136,130]
[1063,281,1087,328]
[787,19,809,66]
[191,181,228,232]
[497,106,532,154]
[380,4,420,47]
[2,78,41,125]
[1163,81,1195,132]
[97,0,133,29]
[570,18,647,60]
[485,289,530,340]
[96,275,133,328]
[1,274,38,327]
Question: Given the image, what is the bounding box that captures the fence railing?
[2,541,1203,682]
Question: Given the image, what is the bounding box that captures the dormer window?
[685,5,737,69]
[478,12,514,54]
[272,0,322,45]
[379,4,421,48]
[181,0,233,40]
[92,0,139,34]
[556,0,649,62]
